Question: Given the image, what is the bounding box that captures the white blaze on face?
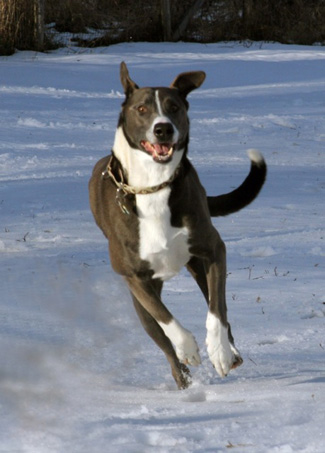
[155,89,164,117]
[145,90,179,145]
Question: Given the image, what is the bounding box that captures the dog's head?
[117,62,206,164]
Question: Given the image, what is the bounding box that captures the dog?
[89,62,267,389]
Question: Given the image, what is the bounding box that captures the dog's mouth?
[140,141,175,163]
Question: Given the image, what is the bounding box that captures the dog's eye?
[169,103,179,113]
[137,105,148,114]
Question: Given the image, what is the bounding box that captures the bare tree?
[34,0,45,50]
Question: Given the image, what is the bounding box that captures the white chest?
[136,188,190,281]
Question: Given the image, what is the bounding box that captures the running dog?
[89,62,267,389]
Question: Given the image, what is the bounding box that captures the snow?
[0,42,324,452]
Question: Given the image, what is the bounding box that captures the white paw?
[159,319,201,366]
[174,330,201,366]
[206,331,234,377]
[206,312,236,378]
[230,342,241,358]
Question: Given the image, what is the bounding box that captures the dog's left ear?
[120,61,139,97]
[170,71,206,97]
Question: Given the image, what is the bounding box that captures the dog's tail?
[207,149,267,217]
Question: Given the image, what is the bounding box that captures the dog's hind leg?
[200,233,243,378]
[132,295,191,389]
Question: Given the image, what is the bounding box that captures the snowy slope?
[0,42,324,452]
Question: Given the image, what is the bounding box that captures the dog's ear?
[170,71,206,97]
[120,62,139,96]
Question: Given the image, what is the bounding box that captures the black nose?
[154,122,174,141]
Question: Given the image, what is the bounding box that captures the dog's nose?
[154,122,174,141]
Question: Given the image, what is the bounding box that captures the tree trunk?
[172,0,206,41]
[34,0,44,50]
[161,0,172,41]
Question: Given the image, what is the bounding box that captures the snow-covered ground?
[0,42,324,452]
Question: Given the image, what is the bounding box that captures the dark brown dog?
[89,62,266,389]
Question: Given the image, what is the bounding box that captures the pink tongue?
[153,144,169,155]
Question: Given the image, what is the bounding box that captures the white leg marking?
[205,312,235,377]
[159,319,201,366]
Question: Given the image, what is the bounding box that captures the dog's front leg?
[204,235,243,377]
[125,276,201,388]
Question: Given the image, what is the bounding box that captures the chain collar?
[102,155,181,195]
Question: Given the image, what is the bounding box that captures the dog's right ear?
[120,62,139,97]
